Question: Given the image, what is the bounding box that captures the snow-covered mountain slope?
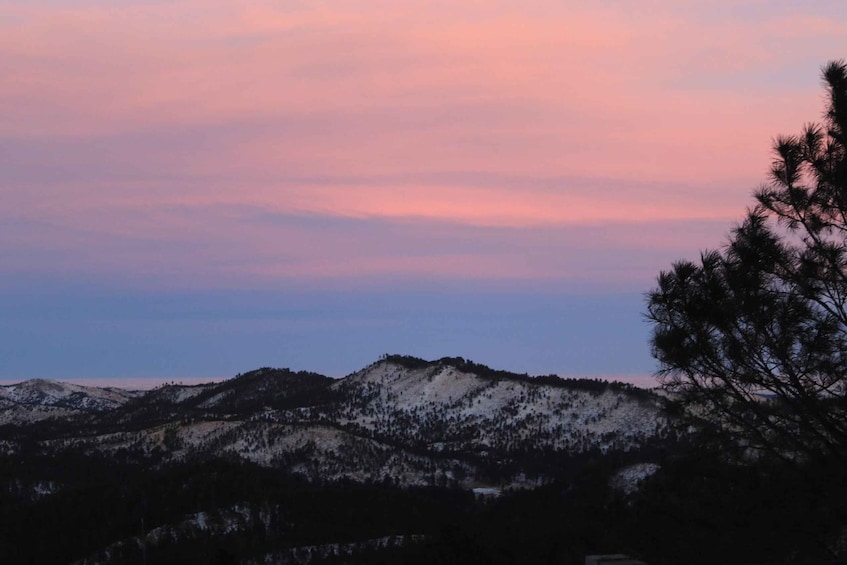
[0,379,141,424]
[0,357,673,489]
[331,357,665,453]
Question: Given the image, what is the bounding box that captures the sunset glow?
[3,1,846,380]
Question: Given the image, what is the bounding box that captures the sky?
[2,1,847,386]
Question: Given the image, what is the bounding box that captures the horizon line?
[0,372,659,390]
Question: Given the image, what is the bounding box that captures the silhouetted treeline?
[381,354,654,398]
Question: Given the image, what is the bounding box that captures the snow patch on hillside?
[609,462,661,495]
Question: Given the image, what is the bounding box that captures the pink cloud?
[2,1,845,288]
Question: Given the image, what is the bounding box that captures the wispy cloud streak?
[2,0,846,290]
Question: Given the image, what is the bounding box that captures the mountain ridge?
[0,355,673,491]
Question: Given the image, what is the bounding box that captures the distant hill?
[0,356,674,491]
